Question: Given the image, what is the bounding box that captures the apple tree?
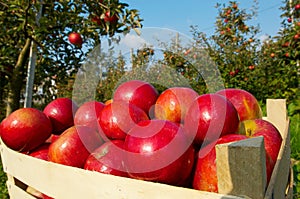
[261,2,300,182]
[0,0,143,118]
[159,40,212,94]
[95,49,127,102]
[256,0,299,104]
[190,1,262,98]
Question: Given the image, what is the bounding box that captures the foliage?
[0,158,8,199]
[191,1,262,96]
[255,0,300,104]
[293,160,300,199]
[290,113,300,160]
[0,0,143,118]
[188,0,299,108]
[120,36,224,96]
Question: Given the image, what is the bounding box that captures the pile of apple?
[0,80,282,197]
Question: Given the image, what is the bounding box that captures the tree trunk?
[6,38,31,116]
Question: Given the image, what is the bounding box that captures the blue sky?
[124,0,283,39]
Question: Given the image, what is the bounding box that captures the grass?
[0,113,299,198]
[0,159,8,199]
[291,113,300,198]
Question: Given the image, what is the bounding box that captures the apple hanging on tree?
[68,32,83,46]
[104,11,118,24]
[91,16,102,26]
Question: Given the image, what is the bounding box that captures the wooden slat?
[264,99,291,199]
[264,120,290,199]
[216,136,267,199]
[266,99,287,137]
[6,181,36,199]
[0,140,241,199]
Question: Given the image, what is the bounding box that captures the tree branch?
[15,38,32,69]
[23,0,32,39]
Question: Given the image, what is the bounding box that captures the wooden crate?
[0,99,292,199]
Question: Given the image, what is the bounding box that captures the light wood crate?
[0,99,293,199]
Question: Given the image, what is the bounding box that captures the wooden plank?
[216,136,267,199]
[0,139,242,199]
[285,165,294,199]
[6,181,36,199]
[264,99,291,199]
[264,119,290,199]
[266,99,287,137]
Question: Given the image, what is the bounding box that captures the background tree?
[159,36,214,94]
[95,49,127,102]
[257,0,299,104]
[0,0,143,119]
[191,1,262,98]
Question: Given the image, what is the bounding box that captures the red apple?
[103,11,118,24]
[113,80,159,116]
[98,101,149,140]
[91,16,102,26]
[74,101,105,131]
[282,41,290,48]
[215,88,262,121]
[154,87,199,123]
[248,65,255,70]
[84,140,128,177]
[0,108,52,152]
[124,119,195,186]
[239,119,282,183]
[270,53,275,58]
[193,134,248,192]
[48,134,60,143]
[183,94,240,147]
[295,4,300,10]
[42,194,54,199]
[29,143,50,161]
[43,98,78,135]
[229,71,235,76]
[68,32,83,46]
[48,125,104,168]
[285,52,290,57]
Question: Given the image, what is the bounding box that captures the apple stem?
[246,129,252,137]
